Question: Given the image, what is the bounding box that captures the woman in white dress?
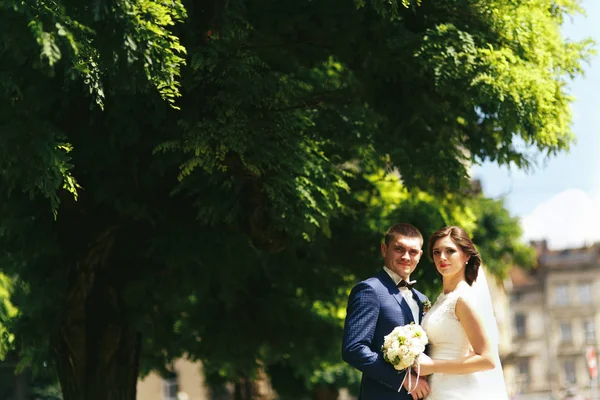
[418,226,508,400]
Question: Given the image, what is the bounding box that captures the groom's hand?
[403,374,430,400]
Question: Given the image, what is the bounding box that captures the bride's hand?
[415,353,435,376]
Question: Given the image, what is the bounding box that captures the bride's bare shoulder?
[454,288,478,321]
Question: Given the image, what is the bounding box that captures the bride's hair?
[427,226,482,285]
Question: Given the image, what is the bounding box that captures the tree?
[0,0,592,398]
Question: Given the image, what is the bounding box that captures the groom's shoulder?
[356,271,388,290]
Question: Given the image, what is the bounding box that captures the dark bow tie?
[397,280,416,290]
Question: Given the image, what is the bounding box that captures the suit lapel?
[411,289,424,324]
[394,292,416,324]
[378,269,417,324]
[378,270,416,324]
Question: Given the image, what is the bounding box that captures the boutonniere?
[422,300,432,315]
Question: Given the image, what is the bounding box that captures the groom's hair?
[384,223,423,246]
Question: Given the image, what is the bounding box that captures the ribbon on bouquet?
[400,362,421,394]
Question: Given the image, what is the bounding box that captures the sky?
[471,0,600,250]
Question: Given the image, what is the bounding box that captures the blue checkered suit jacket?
[342,269,429,400]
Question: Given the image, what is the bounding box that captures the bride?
[418,226,508,400]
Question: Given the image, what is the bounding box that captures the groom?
[342,223,430,400]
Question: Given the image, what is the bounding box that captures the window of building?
[559,322,572,343]
[584,319,596,344]
[163,372,178,400]
[578,282,592,304]
[517,358,531,389]
[555,284,569,305]
[563,359,576,385]
[514,313,527,338]
[512,292,522,303]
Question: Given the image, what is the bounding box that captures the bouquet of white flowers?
[382,323,428,370]
[381,323,429,392]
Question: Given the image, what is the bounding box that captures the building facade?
[136,358,275,400]
[137,358,211,400]
[508,242,600,400]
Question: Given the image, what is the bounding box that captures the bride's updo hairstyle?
[427,226,482,286]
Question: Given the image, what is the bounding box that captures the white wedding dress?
[421,281,508,399]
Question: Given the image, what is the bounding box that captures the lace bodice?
[422,281,472,360]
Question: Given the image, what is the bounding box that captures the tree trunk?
[13,368,29,400]
[233,368,275,400]
[54,324,141,400]
[52,226,141,400]
[312,386,339,400]
[234,376,254,400]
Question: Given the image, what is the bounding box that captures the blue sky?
[472,0,600,249]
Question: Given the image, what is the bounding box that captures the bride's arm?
[418,296,496,375]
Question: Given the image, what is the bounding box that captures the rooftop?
[509,266,538,289]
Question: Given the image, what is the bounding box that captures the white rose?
[399,345,409,356]
[411,344,425,355]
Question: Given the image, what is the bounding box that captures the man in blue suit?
[342,223,430,400]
